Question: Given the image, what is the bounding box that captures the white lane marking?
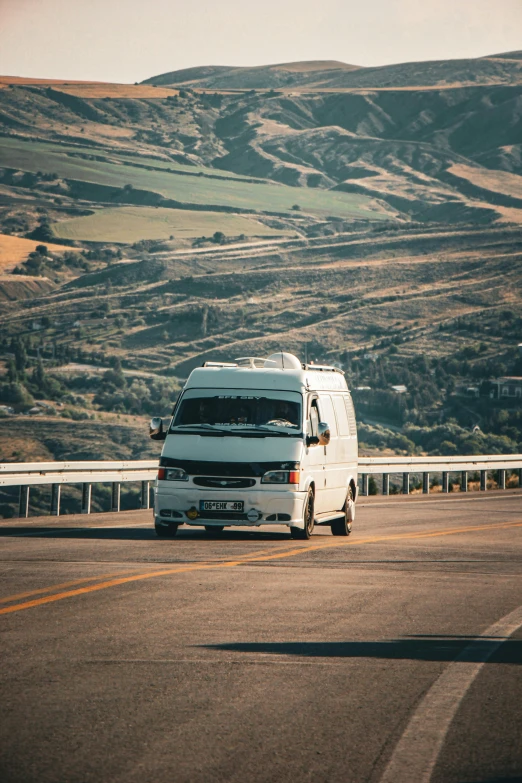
[380,604,522,783]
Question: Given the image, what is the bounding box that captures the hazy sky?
[1,0,521,83]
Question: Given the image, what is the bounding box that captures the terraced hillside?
[0,53,521,463]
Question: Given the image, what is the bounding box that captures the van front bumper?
[155,485,308,528]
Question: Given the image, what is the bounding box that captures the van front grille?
[193,477,255,489]
[160,457,299,477]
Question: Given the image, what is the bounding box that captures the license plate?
[200,500,244,512]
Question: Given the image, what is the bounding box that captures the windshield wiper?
[244,426,299,437]
[171,423,233,435]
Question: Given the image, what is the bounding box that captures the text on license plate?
[200,500,244,512]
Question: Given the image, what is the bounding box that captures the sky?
[0,0,521,83]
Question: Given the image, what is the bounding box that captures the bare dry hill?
[144,53,522,90]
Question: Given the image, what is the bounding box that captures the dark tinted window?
[173,395,301,430]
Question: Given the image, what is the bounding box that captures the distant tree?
[12,339,27,374]
[33,359,46,391]
[35,245,48,256]
[103,361,125,389]
[6,359,17,384]
[291,204,301,211]
[213,231,226,245]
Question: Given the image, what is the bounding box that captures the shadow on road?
[0,527,291,541]
[201,638,522,664]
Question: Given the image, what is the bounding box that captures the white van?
[150,352,358,539]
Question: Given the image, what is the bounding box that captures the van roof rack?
[202,361,238,368]
[304,363,345,375]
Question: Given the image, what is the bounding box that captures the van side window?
[317,394,337,437]
[343,394,357,436]
[308,399,319,438]
[332,395,349,436]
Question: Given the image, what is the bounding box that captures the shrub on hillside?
[0,382,34,408]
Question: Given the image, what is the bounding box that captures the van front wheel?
[290,490,315,540]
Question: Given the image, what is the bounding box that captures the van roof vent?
[235,357,276,368]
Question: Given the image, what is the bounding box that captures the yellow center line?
[1,520,521,617]
[0,570,150,605]
[0,543,304,604]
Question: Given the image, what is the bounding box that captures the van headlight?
[158,467,189,481]
[261,469,300,486]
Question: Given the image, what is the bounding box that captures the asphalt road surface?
[1,491,521,783]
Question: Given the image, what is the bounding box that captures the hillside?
[144,53,522,89]
[0,52,522,466]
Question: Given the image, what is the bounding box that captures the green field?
[0,138,388,220]
[52,206,290,242]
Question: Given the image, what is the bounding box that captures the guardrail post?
[18,485,29,518]
[402,472,409,495]
[81,483,92,514]
[382,474,389,495]
[111,482,121,512]
[480,470,487,491]
[141,481,150,509]
[50,484,61,516]
[361,474,368,496]
[442,471,449,493]
[498,469,506,490]
[460,471,468,492]
[422,472,429,494]
[519,468,522,488]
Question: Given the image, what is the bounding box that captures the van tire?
[290,490,315,540]
[331,490,353,536]
[331,515,351,536]
[155,522,179,538]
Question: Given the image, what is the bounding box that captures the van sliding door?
[317,394,345,512]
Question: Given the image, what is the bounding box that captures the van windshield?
[170,391,302,436]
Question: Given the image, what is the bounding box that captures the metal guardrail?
[0,460,158,517]
[0,455,521,517]
[358,454,522,496]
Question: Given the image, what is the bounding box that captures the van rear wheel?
[290,490,315,540]
[331,489,353,537]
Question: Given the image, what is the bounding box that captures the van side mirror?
[318,421,330,446]
[307,421,330,447]
[149,417,166,441]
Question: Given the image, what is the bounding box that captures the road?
[1,491,521,783]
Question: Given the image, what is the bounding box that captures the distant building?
[494,376,522,399]
[391,385,408,394]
